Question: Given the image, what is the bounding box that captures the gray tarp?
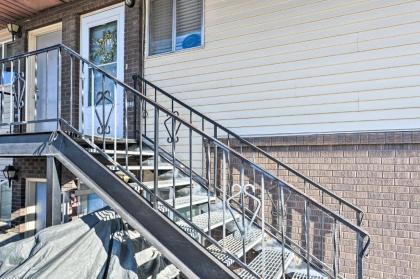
[0,208,154,279]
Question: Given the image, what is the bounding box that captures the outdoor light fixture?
[125,0,135,8]
[6,23,21,42]
[3,165,18,188]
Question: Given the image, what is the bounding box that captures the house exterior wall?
[242,132,420,279]
[144,0,420,137]
[8,0,144,233]
[143,1,420,278]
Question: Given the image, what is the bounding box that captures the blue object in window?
[182,33,201,49]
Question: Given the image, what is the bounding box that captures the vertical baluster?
[138,88,143,182]
[202,118,205,177]
[45,52,48,127]
[279,182,286,279]
[101,74,106,150]
[124,89,128,169]
[34,55,38,125]
[9,60,14,132]
[222,150,227,249]
[189,111,193,221]
[69,55,73,126]
[338,201,342,274]
[171,100,176,208]
[90,67,95,143]
[153,106,159,209]
[57,48,62,128]
[305,199,311,278]
[240,164,246,264]
[17,59,21,124]
[356,211,363,279]
[333,219,338,278]
[24,57,28,127]
[80,62,85,135]
[143,80,147,136]
[207,142,211,236]
[213,126,218,204]
[113,82,118,162]
[261,174,266,278]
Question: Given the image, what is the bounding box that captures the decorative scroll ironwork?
[164,111,181,143]
[227,183,261,240]
[12,71,26,121]
[95,90,114,135]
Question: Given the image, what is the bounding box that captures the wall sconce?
[6,23,21,42]
[125,0,135,8]
[3,165,18,188]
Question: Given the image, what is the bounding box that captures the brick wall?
[9,0,144,232]
[10,157,46,233]
[239,131,420,279]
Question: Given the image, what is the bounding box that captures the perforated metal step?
[176,210,239,237]
[163,195,215,209]
[207,227,263,266]
[88,148,154,157]
[136,177,191,190]
[239,247,294,279]
[290,272,327,279]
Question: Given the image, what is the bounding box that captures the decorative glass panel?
[88,21,118,106]
[89,21,118,64]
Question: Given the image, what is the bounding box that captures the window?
[149,0,203,55]
[0,41,15,86]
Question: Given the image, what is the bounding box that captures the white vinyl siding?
[145,0,420,136]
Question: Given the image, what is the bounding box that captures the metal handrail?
[0,44,371,278]
[52,44,366,235]
[132,74,365,223]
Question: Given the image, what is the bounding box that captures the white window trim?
[0,39,13,86]
[146,0,205,58]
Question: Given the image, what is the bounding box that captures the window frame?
[147,0,205,57]
[0,39,13,86]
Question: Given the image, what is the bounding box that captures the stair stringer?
[46,131,240,279]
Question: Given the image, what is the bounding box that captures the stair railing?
[0,45,371,279]
[132,74,364,228]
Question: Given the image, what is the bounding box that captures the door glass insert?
[88,21,117,106]
[35,182,47,232]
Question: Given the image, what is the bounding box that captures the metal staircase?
[0,45,371,278]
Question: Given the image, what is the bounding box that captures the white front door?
[80,5,125,138]
[27,24,62,132]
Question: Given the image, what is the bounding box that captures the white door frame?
[26,22,63,127]
[80,3,125,137]
[25,178,47,237]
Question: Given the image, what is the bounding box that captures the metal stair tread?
[163,195,215,209]
[206,227,263,266]
[290,272,328,279]
[239,247,294,279]
[134,177,191,189]
[176,210,239,233]
[88,148,154,157]
[111,163,173,172]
